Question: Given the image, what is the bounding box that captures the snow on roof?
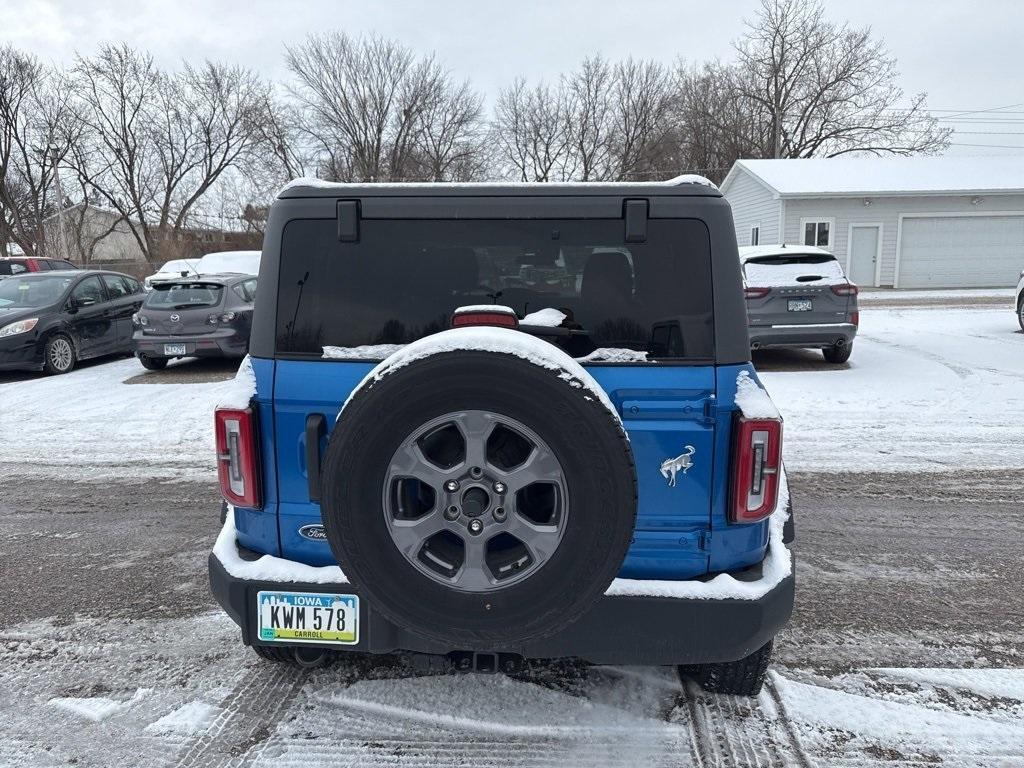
[738,244,836,263]
[278,174,717,196]
[729,155,1024,197]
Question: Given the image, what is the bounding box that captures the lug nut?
[493,507,506,522]
[468,519,484,535]
[493,481,506,494]
[445,505,460,520]
[444,479,460,492]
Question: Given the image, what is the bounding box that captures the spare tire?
[320,342,636,648]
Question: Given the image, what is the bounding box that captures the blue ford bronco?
[209,177,794,696]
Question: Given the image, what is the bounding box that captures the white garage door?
[898,215,1024,288]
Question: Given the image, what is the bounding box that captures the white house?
[720,156,1024,288]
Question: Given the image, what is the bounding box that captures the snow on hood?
[734,370,781,419]
[216,355,256,409]
[605,468,791,600]
[213,508,348,584]
[342,326,621,422]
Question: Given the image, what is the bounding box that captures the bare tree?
[607,58,674,179]
[414,78,487,181]
[68,44,269,263]
[0,47,79,258]
[492,79,574,181]
[734,0,949,158]
[563,56,615,181]
[286,33,483,182]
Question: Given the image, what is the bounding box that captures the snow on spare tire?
[320,327,637,647]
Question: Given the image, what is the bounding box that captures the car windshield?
[145,282,224,309]
[744,254,845,286]
[0,274,73,307]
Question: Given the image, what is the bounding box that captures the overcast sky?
[2,0,1022,154]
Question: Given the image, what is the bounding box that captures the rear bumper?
[209,538,795,666]
[748,322,857,349]
[133,329,247,359]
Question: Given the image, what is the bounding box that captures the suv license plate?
[163,344,187,356]
[256,591,359,645]
[788,299,813,312]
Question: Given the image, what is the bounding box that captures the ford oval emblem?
[298,524,328,541]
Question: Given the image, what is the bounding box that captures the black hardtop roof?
[278,175,721,200]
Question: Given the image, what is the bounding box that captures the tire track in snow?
[170,665,308,768]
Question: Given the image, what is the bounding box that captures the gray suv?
[740,245,859,364]
[132,273,257,370]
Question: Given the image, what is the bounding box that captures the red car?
[0,257,79,276]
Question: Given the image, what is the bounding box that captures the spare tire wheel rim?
[382,409,568,593]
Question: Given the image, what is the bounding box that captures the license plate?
[256,591,359,645]
[163,343,187,356]
[788,299,813,312]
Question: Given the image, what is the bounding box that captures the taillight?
[850,311,860,327]
[730,416,783,524]
[215,407,261,508]
[831,283,859,296]
[744,287,770,300]
[451,306,519,329]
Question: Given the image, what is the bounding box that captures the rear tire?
[680,640,774,697]
[137,353,168,371]
[1017,297,1024,332]
[42,334,76,375]
[822,342,852,364]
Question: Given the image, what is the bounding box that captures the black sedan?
[0,270,145,375]
[132,273,257,370]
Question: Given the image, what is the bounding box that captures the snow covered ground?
[1,612,1022,768]
[1,304,1019,479]
[760,305,1024,472]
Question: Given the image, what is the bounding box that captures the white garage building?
[721,156,1024,288]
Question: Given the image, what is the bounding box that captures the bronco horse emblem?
[660,446,696,487]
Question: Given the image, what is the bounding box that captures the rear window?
[276,218,714,361]
[0,260,27,275]
[145,282,224,309]
[743,254,845,286]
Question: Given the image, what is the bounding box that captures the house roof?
[724,156,1024,198]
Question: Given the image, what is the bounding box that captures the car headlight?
[0,318,39,337]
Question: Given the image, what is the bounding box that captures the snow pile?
[49,689,149,722]
[344,326,621,423]
[323,344,405,360]
[606,469,790,600]
[145,700,217,735]
[521,307,567,327]
[216,354,256,409]
[734,370,781,419]
[213,509,348,584]
[744,259,846,287]
[577,348,651,363]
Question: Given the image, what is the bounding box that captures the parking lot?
[1,292,1022,767]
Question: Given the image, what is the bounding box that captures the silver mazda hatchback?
[132,273,257,370]
[739,245,859,364]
